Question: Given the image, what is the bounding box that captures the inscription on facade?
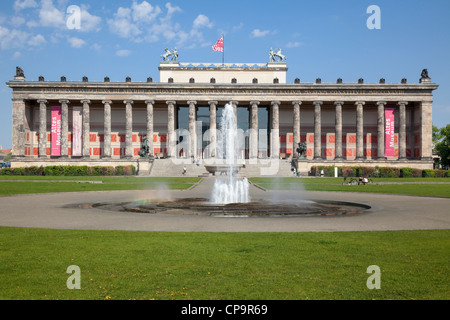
[35,87,407,96]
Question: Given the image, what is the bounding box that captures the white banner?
[72,107,82,156]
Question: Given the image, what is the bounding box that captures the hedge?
[308,166,449,178]
[0,165,136,176]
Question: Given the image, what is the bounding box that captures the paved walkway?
[0,177,449,232]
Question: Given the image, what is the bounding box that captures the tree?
[433,124,450,168]
[3,152,12,162]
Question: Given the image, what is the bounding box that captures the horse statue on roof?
[269,48,287,62]
[161,48,178,62]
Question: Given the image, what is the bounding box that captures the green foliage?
[1,165,136,176]
[433,124,450,167]
[379,167,400,178]
[308,166,449,179]
[422,169,435,178]
[400,167,413,178]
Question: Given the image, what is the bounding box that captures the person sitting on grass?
[359,176,369,185]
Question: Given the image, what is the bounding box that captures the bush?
[400,167,413,178]
[434,169,446,178]
[445,170,450,177]
[25,166,44,176]
[0,168,11,175]
[422,169,435,178]
[342,166,355,177]
[360,167,375,177]
[379,167,400,178]
[325,166,335,177]
[11,168,26,175]
[412,169,422,178]
[0,165,135,176]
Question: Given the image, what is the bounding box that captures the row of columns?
[34,98,410,160]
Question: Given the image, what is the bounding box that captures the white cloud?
[0,25,29,49]
[286,41,302,48]
[193,14,213,29]
[108,7,142,39]
[90,43,101,51]
[131,0,161,22]
[67,37,86,48]
[28,34,46,46]
[116,49,132,57]
[108,2,212,48]
[0,23,47,50]
[13,51,22,59]
[79,6,102,32]
[14,0,38,11]
[11,16,26,28]
[39,0,65,28]
[251,29,271,38]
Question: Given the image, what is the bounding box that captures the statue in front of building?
[160,48,178,61]
[296,142,307,159]
[138,136,150,158]
[269,48,286,62]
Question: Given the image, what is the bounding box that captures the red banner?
[51,106,61,156]
[384,108,395,157]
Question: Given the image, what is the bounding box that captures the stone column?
[313,101,323,159]
[334,101,344,160]
[271,101,280,159]
[102,100,112,158]
[377,101,387,159]
[188,101,197,159]
[250,101,260,159]
[166,101,176,158]
[419,100,433,161]
[145,100,155,157]
[124,100,133,158]
[208,101,218,158]
[81,99,90,158]
[12,98,26,157]
[398,101,408,160]
[59,100,69,158]
[292,101,301,158]
[38,99,48,157]
[231,101,239,124]
[355,101,365,160]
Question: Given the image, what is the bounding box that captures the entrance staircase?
[141,158,297,177]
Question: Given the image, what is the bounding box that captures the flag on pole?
[212,36,224,52]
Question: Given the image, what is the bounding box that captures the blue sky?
[0,0,449,149]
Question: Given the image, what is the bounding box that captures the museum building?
[6,58,439,176]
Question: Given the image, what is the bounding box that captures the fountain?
[210,103,250,204]
[72,104,371,218]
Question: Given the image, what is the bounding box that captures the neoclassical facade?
[7,62,438,174]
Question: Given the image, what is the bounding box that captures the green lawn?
[249,177,450,197]
[0,177,201,195]
[0,227,448,300]
[0,176,448,300]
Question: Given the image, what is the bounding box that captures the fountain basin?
[87,198,370,217]
[205,165,242,175]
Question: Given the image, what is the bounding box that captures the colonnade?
[29,98,423,161]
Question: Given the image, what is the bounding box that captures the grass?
[0,177,201,195]
[0,227,448,300]
[249,177,450,197]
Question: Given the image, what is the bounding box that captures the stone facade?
[6,62,439,173]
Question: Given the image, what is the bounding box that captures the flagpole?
[222,33,224,66]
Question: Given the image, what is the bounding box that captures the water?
[210,103,250,204]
